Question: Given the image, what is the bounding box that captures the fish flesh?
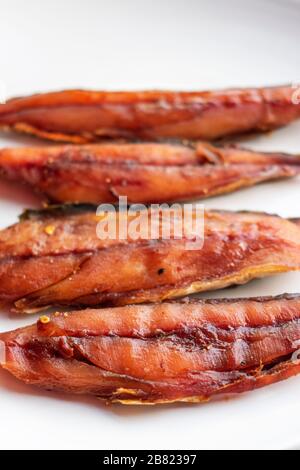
[0,86,299,143]
[0,141,299,204]
[1,294,300,404]
[1,205,300,312]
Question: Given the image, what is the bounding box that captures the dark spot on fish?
[157,268,165,275]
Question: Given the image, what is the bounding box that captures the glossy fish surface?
[0,141,299,204]
[1,205,300,312]
[1,294,300,404]
[0,86,299,142]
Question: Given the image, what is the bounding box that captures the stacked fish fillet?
[0,85,300,404]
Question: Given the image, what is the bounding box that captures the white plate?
[0,0,300,451]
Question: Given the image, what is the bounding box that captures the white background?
[0,0,300,450]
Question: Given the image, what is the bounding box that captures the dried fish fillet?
[1,295,300,404]
[0,141,299,203]
[0,86,299,142]
[0,205,300,312]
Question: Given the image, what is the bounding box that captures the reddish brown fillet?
[1,294,300,404]
[0,86,299,142]
[1,205,300,312]
[0,141,299,204]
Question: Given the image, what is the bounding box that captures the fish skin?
[1,294,300,404]
[0,141,299,204]
[0,206,300,312]
[0,86,299,142]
